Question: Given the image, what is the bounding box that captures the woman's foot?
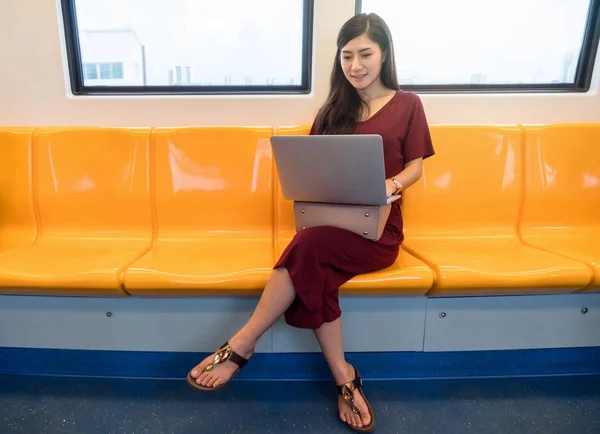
[337,362,372,429]
[189,338,254,389]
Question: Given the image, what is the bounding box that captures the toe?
[345,411,355,427]
[345,411,354,427]
[344,413,354,426]
[202,374,213,386]
[193,363,207,378]
[190,366,201,378]
[197,372,209,385]
[361,413,371,427]
[353,412,363,428]
[358,399,371,426]
[190,357,213,379]
[206,375,219,388]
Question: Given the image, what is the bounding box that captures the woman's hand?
[385,179,397,197]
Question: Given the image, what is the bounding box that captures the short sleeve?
[402,96,435,164]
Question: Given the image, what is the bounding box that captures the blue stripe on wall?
[1,347,599,381]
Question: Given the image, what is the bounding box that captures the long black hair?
[314,13,399,135]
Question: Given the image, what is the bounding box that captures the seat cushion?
[341,248,434,295]
[0,238,150,295]
[124,234,273,296]
[403,236,592,295]
[522,232,600,292]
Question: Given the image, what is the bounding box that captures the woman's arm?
[385,157,423,197]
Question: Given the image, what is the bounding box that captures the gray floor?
[1,374,599,433]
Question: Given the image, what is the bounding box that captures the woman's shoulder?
[392,89,423,106]
[389,90,427,121]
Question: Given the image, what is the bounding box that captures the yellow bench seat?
[521,124,600,292]
[402,125,592,295]
[1,123,597,297]
[0,127,153,296]
[123,127,275,296]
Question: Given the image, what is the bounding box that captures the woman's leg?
[314,318,372,429]
[190,267,296,388]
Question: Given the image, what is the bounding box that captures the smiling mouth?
[352,74,367,79]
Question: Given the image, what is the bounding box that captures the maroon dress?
[274,90,435,329]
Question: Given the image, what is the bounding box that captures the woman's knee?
[293,226,346,248]
[293,226,324,242]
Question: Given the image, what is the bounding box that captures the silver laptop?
[270,134,400,206]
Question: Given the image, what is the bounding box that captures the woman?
[187,12,434,432]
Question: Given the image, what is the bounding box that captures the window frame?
[61,0,314,95]
[355,0,600,93]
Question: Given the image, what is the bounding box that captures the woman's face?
[340,33,385,91]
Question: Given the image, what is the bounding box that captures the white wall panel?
[0,0,598,127]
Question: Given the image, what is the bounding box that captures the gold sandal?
[337,365,376,432]
[186,341,250,392]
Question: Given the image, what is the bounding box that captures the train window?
[357,0,600,93]
[61,0,314,95]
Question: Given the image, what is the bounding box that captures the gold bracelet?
[391,177,403,194]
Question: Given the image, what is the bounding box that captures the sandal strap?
[336,376,363,396]
[203,341,250,373]
[336,368,364,415]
